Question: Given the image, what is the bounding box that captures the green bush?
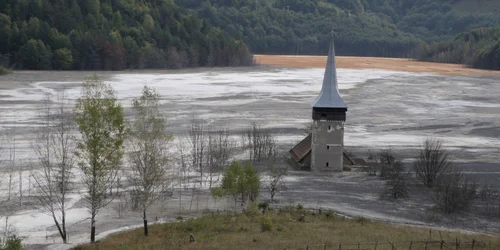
[325,209,335,218]
[0,235,23,250]
[296,203,304,211]
[260,216,273,232]
[246,201,260,216]
[0,66,11,75]
[258,202,269,212]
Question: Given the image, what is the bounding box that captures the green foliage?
[3,0,499,70]
[19,39,51,70]
[296,203,304,211]
[128,86,172,232]
[1,0,253,70]
[246,201,260,216]
[73,74,125,241]
[0,235,23,250]
[53,48,73,70]
[0,66,10,75]
[325,209,335,218]
[259,215,273,232]
[258,201,269,211]
[210,187,225,198]
[179,0,500,58]
[415,27,500,70]
[216,161,260,205]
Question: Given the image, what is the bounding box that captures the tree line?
[0,0,253,70]
[414,27,500,70]
[1,0,499,71]
[178,0,500,59]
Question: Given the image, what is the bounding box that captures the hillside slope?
[177,0,500,58]
[415,27,500,70]
[0,0,252,70]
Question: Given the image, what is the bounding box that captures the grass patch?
[0,66,11,75]
[73,210,500,250]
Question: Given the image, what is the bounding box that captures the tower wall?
[311,120,344,172]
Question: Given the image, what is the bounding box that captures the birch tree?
[32,91,75,243]
[74,74,125,243]
[127,86,172,236]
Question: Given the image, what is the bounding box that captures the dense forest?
[178,0,500,69]
[0,0,253,70]
[415,28,500,70]
[1,0,499,71]
[177,0,500,56]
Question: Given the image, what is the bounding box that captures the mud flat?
[0,67,499,249]
[255,55,500,76]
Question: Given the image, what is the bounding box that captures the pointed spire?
[312,35,347,109]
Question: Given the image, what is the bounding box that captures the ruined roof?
[289,133,312,162]
[312,38,348,109]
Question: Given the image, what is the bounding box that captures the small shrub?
[414,139,451,188]
[210,187,225,198]
[379,150,403,178]
[260,216,273,232]
[381,171,410,200]
[0,66,11,76]
[258,202,269,212]
[325,209,335,218]
[478,185,500,217]
[176,216,183,220]
[246,201,260,216]
[296,203,304,211]
[0,235,22,250]
[433,172,477,214]
[355,216,368,225]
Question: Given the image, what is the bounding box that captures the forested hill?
[0,0,253,70]
[1,0,499,71]
[415,28,500,70]
[177,0,500,59]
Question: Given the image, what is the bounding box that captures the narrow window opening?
[326,162,329,167]
[327,146,330,149]
[328,126,331,130]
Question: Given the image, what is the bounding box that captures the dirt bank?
[254,55,500,76]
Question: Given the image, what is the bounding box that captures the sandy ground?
[255,55,500,76]
[0,67,500,249]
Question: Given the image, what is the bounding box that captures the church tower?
[311,38,347,172]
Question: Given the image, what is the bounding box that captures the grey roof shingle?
[312,39,348,109]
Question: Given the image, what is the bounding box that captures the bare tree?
[381,171,410,200]
[127,86,172,236]
[74,74,126,243]
[189,122,207,186]
[32,91,75,243]
[267,155,288,203]
[112,192,129,218]
[478,185,500,217]
[433,170,477,214]
[246,122,276,162]
[414,139,452,188]
[206,126,233,188]
[7,126,16,201]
